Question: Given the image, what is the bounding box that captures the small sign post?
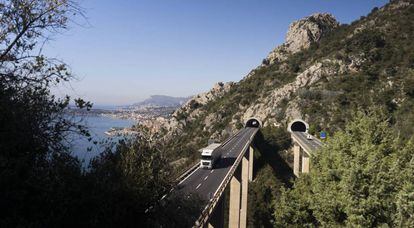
[320,131,327,140]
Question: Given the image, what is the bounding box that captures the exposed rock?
[266,13,339,64]
[286,13,339,53]
[285,100,302,120]
[242,59,348,126]
[388,0,412,10]
[140,82,234,139]
[179,82,233,109]
[140,11,370,144]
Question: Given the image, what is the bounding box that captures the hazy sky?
[46,0,388,106]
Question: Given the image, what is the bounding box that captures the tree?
[274,110,414,227]
[0,1,91,226]
[85,136,204,227]
[0,1,216,227]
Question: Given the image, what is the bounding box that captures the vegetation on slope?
[164,1,414,225]
[295,3,414,139]
[148,2,414,227]
[0,1,200,227]
[247,126,292,227]
[167,0,414,163]
[274,110,414,227]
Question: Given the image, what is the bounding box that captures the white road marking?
[210,170,214,173]
[178,166,200,185]
[196,183,202,189]
[204,176,209,180]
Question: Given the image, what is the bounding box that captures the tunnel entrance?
[288,119,309,133]
[291,122,306,132]
[245,118,262,128]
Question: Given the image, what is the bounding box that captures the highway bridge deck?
[177,127,257,202]
[291,131,323,153]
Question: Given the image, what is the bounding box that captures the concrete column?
[293,143,301,177]
[229,166,241,228]
[207,194,225,228]
[248,146,254,182]
[240,152,249,228]
[302,153,310,174]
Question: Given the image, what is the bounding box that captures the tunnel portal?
[245,118,262,128]
[288,119,309,132]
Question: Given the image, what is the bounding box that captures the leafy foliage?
[247,126,293,227]
[274,110,414,227]
[0,1,200,227]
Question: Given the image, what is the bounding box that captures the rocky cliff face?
[141,13,341,140]
[265,13,339,65]
[142,0,414,155]
[240,59,348,126]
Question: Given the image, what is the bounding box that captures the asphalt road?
[177,127,258,201]
[291,131,323,153]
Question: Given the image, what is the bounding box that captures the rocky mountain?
[141,82,233,136]
[141,0,414,163]
[265,13,339,65]
[128,95,190,110]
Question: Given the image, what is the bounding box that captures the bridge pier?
[293,143,301,177]
[248,146,254,182]
[293,142,312,177]
[302,153,310,174]
[188,128,261,228]
[240,151,250,228]
[229,165,241,228]
[228,146,253,228]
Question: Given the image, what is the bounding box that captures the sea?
[68,114,135,166]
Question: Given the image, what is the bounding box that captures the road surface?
[291,131,323,153]
[177,127,258,201]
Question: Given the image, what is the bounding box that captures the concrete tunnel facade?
[287,119,309,133]
[245,117,262,128]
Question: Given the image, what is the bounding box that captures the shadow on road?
[215,157,236,169]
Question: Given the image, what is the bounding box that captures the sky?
[46,0,388,106]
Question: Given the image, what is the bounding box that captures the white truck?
[200,143,222,169]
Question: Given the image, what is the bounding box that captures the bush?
[274,110,414,227]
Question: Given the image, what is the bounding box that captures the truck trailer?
[200,143,222,169]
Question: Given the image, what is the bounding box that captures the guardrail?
[194,128,259,227]
[176,161,199,184]
[175,128,244,184]
[291,132,322,155]
[148,128,251,216]
[220,128,243,148]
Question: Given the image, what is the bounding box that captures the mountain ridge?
[139,0,414,164]
[128,95,190,110]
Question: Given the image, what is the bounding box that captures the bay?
[68,115,135,165]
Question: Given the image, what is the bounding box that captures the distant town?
[65,95,190,136]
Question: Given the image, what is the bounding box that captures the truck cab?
[200,155,213,169]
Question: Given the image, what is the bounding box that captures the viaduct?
[175,118,323,227]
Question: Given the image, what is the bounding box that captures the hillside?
[142,0,414,167]
[128,95,190,110]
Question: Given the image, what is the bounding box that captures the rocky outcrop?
[178,82,233,112]
[140,82,234,139]
[387,0,412,10]
[142,13,342,138]
[265,13,339,64]
[241,59,349,126]
[141,11,368,142]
